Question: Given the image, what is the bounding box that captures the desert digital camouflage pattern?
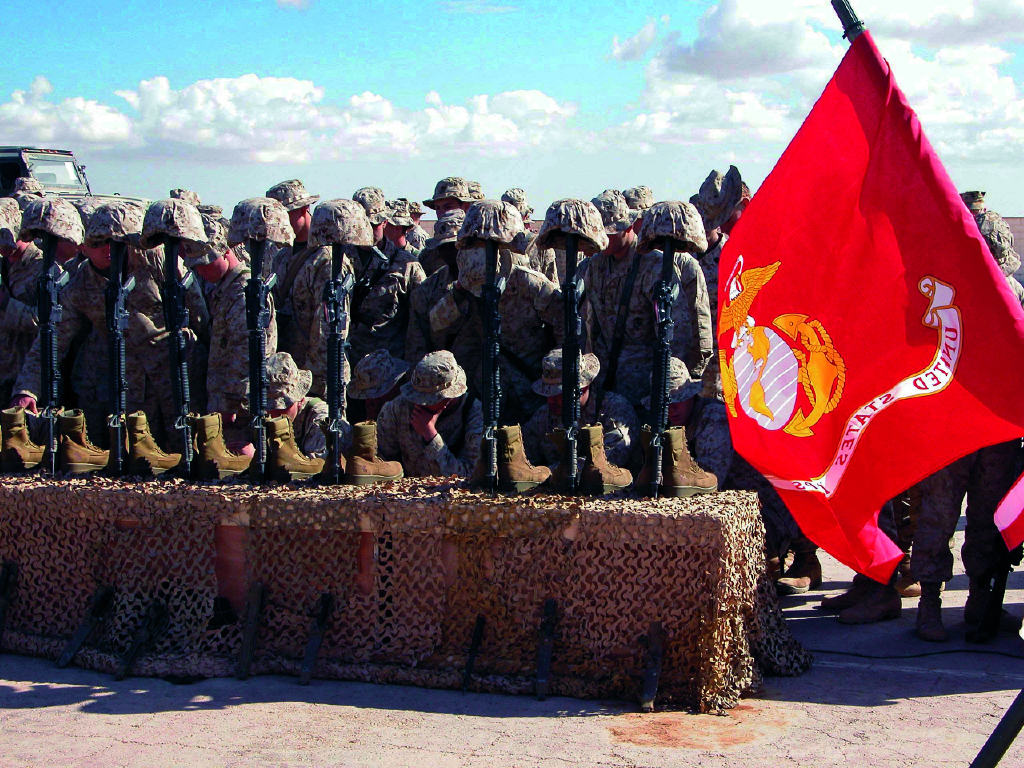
[20,197,85,245]
[266,179,319,211]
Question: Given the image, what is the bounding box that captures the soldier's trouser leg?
[910,457,971,584]
[727,454,800,560]
[962,440,1023,578]
[692,399,734,482]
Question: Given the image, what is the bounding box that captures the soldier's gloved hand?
[410,404,441,442]
[9,395,37,414]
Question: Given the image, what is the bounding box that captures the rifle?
[645,237,679,498]
[479,240,504,493]
[160,240,195,477]
[321,243,355,484]
[105,241,135,476]
[37,233,69,474]
[561,233,583,494]
[244,239,277,482]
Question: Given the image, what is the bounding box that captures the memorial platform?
[0,476,810,712]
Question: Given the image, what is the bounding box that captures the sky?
[3,0,1024,214]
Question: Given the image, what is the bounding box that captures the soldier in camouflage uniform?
[584,192,713,414]
[265,351,339,459]
[346,198,426,364]
[504,187,558,284]
[10,177,44,211]
[431,200,563,424]
[623,185,653,213]
[187,205,278,452]
[407,209,464,364]
[264,179,320,355]
[348,348,410,422]
[0,199,43,405]
[12,198,209,446]
[406,200,429,251]
[522,348,636,469]
[376,350,482,477]
[422,177,475,217]
[908,191,1024,642]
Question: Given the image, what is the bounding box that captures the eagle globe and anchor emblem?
[719,256,846,437]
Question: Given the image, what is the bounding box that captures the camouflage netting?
[0,476,810,712]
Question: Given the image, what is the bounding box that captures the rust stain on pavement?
[606,701,793,750]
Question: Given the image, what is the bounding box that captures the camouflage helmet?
[457,200,525,247]
[623,185,654,211]
[690,166,749,230]
[961,190,986,213]
[227,197,292,246]
[385,198,415,227]
[501,187,533,221]
[266,179,319,212]
[532,348,601,397]
[424,209,466,250]
[638,201,708,255]
[0,198,21,250]
[84,200,146,248]
[20,197,85,245]
[423,177,474,209]
[182,211,230,266]
[264,352,313,410]
[402,350,468,405]
[642,357,703,408]
[309,199,374,248]
[467,180,485,200]
[140,198,207,249]
[170,188,201,206]
[534,199,609,253]
[591,189,639,235]
[348,349,411,400]
[353,187,387,226]
[73,197,103,231]
[12,177,43,196]
[976,210,1020,277]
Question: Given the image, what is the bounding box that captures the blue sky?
[4,0,1024,213]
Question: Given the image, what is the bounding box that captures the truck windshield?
[23,154,87,189]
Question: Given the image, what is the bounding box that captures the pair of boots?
[914,578,992,642]
[635,426,717,497]
[548,424,631,495]
[193,413,402,485]
[820,573,902,624]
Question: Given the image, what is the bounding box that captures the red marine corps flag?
[719,28,1024,583]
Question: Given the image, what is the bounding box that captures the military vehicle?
[0,147,146,205]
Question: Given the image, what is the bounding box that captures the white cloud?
[276,0,309,8]
[611,17,666,62]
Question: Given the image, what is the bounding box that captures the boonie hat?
[266,179,320,211]
[402,350,468,405]
[532,348,601,397]
[265,352,313,410]
[348,349,411,400]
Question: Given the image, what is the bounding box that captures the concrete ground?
[1,528,1023,768]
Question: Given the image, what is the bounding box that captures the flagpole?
[831,0,864,41]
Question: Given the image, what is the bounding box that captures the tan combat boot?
[776,537,823,595]
[661,426,717,496]
[266,416,324,481]
[579,424,632,495]
[59,409,109,474]
[344,421,403,485]
[836,580,901,624]
[915,581,947,642]
[497,424,550,493]
[192,413,252,480]
[820,573,875,612]
[126,411,181,476]
[1,406,44,471]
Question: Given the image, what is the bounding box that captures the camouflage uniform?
[418,209,464,278]
[911,198,1024,584]
[585,241,712,409]
[347,244,426,364]
[521,349,637,468]
[697,232,728,399]
[0,243,43,403]
[406,200,429,251]
[408,211,464,361]
[264,351,341,459]
[376,351,483,477]
[431,201,563,423]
